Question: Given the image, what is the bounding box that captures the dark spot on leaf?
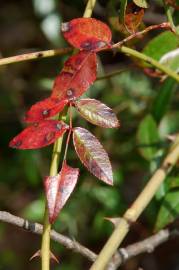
[45,132,55,142]
[42,109,50,116]
[56,123,62,130]
[66,88,75,97]
[61,22,70,32]
[15,140,22,147]
[81,41,93,50]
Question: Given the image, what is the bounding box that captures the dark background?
[0,0,179,269]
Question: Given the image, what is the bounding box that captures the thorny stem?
[63,104,73,161]
[90,137,179,270]
[162,0,176,33]
[41,0,96,269]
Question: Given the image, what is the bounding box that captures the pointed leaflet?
[9,120,68,149]
[73,127,113,185]
[51,51,97,101]
[61,18,112,51]
[75,99,119,128]
[25,97,68,123]
[44,162,79,223]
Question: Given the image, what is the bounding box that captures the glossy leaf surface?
[75,99,119,128]
[133,0,148,8]
[51,51,97,100]
[45,162,79,223]
[9,120,68,149]
[73,127,113,185]
[61,18,112,51]
[25,97,68,123]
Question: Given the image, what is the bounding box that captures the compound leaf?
[45,162,79,223]
[61,18,112,51]
[9,120,68,149]
[75,98,119,128]
[73,127,113,185]
[51,51,97,101]
[25,97,68,123]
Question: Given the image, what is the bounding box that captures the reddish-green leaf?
[75,99,119,128]
[24,97,68,123]
[44,162,79,223]
[51,51,97,100]
[73,127,113,185]
[61,18,112,51]
[125,3,144,33]
[9,120,68,149]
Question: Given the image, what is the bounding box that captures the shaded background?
[0,0,179,269]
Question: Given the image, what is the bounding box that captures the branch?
[1,210,178,269]
[0,48,72,66]
[0,211,96,262]
[90,137,179,270]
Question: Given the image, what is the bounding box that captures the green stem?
[41,136,64,270]
[90,138,179,270]
[119,46,179,82]
[163,0,176,33]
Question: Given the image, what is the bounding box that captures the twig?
[0,211,96,261]
[96,69,127,80]
[0,210,177,268]
[0,48,72,66]
[90,137,179,270]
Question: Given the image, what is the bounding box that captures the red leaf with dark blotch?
[61,18,112,51]
[75,98,120,128]
[24,97,68,123]
[9,120,68,149]
[125,3,144,33]
[44,162,79,223]
[51,51,97,100]
[73,127,113,185]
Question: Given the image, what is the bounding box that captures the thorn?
[29,250,59,263]
[104,217,121,227]
[166,134,177,142]
[29,250,41,261]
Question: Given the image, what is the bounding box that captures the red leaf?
[61,18,112,51]
[125,3,144,33]
[51,51,97,100]
[24,97,68,123]
[73,127,113,185]
[9,120,68,149]
[44,162,79,223]
[75,98,120,128]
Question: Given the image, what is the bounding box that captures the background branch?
[1,210,178,269]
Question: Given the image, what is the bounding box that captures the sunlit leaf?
[44,162,79,223]
[61,18,112,51]
[159,48,179,73]
[143,30,179,61]
[137,114,160,160]
[125,3,144,33]
[155,190,179,231]
[133,0,148,8]
[9,120,68,149]
[75,98,119,128]
[51,51,97,101]
[73,127,113,185]
[25,97,68,123]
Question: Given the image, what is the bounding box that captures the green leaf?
[155,190,179,231]
[159,111,179,138]
[160,48,179,73]
[137,114,160,160]
[133,0,148,8]
[152,78,177,123]
[143,31,179,61]
[119,0,128,24]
